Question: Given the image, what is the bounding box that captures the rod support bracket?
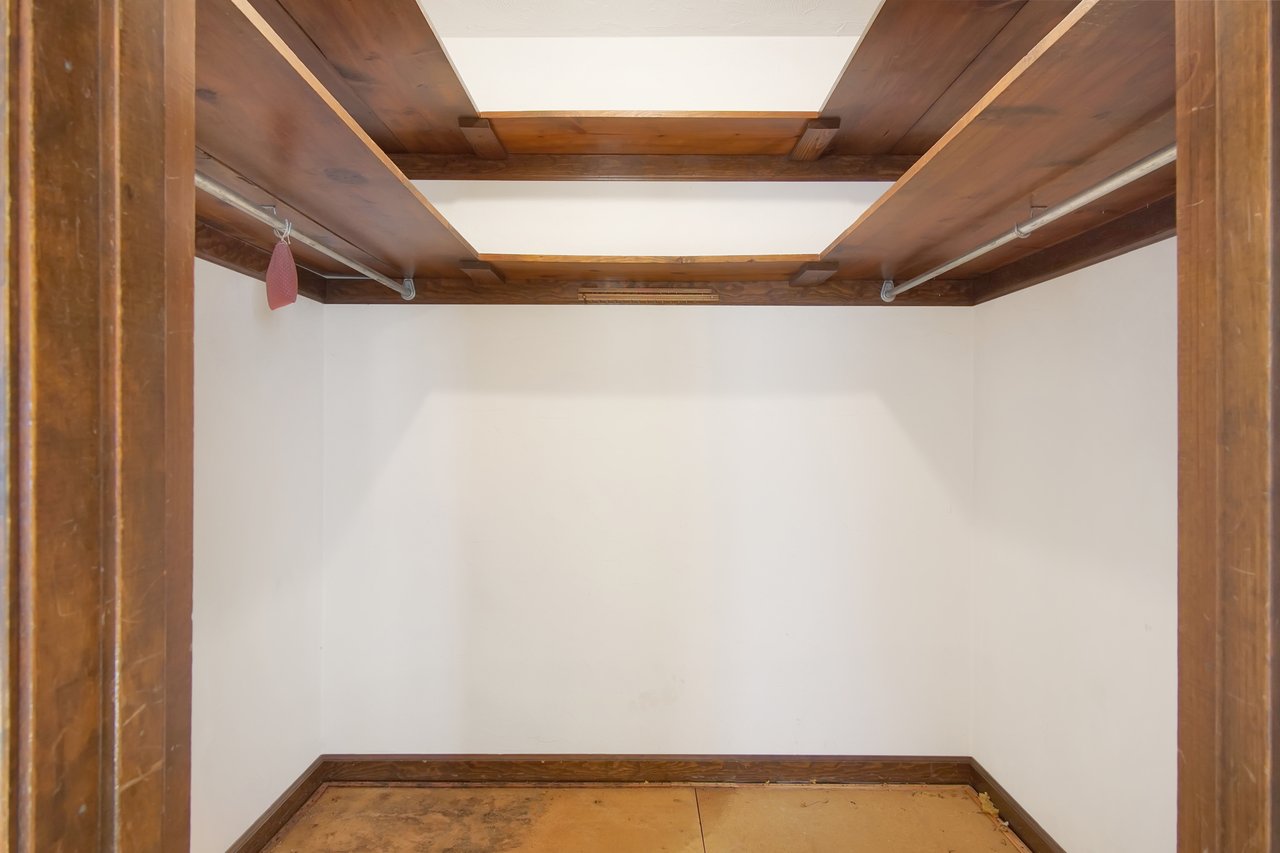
[880,280,896,303]
[401,278,416,301]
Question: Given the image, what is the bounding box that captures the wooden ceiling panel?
[196,0,478,279]
[269,0,476,153]
[485,113,817,156]
[822,0,1028,155]
[822,0,1175,283]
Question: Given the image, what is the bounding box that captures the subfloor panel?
[264,783,1029,852]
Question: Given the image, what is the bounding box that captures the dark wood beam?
[390,153,916,182]
[971,195,1176,304]
[458,117,508,160]
[8,0,194,847]
[1176,2,1280,851]
[324,278,973,306]
[789,118,841,161]
[196,220,329,302]
[789,262,841,286]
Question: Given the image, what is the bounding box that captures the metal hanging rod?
[879,143,1177,303]
[194,172,415,300]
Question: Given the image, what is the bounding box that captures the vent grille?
[578,287,719,305]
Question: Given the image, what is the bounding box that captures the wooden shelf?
[823,0,1176,282]
[196,0,477,280]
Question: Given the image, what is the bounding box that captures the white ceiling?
[419,0,884,37]
[441,36,857,112]
[416,181,890,257]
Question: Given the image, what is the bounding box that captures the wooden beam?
[196,220,329,302]
[197,0,479,279]
[324,278,973,306]
[789,262,841,286]
[823,0,1175,282]
[7,0,194,847]
[390,152,915,181]
[1176,2,1280,851]
[458,117,508,160]
[971,196,1176,304]
[789,118,841,161]
[483,112,817,156]
[480,254,822,283]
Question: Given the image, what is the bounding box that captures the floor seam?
[693,787,709,853]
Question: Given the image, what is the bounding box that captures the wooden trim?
[228,755,1063,853]
[789,118,841,161]
[971,195,1176,304]
[390,153,915,181]
[968,760,1066,853]
[195,219,329,302]
[789,262,841,287]
[227,757,330,853]
[7,0,194,847]
[1175,2,1280,851]
[458,261,506,287]
[324,278,975,306]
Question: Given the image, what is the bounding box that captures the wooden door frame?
[0,0,1276,850]
[1176,1,1279,851]
[5,0,194,849]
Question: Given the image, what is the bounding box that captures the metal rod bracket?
[880,280,896,303]
[401,278,416,301]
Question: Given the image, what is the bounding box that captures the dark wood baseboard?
[228,754,1064,853]
[968,759,1067,853]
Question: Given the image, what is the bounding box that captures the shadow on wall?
[319,306,975,755]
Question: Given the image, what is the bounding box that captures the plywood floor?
[264,783,1031,852]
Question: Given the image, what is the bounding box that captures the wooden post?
[5,0,194,849]
[1176,2,1279,851]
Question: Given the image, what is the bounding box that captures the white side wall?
[191,261,325,853]
[320,306,975,755]
[972,240,1178,853]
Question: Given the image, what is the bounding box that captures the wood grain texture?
[325,278,973,306]
[271,0,475,153]
[196,0,478,279]
[195,150,396,279]
[789,117,841,161]
[971,195,1176,304]
[485,113,817,156]
[481,254,820,283]
[1175,3,1280,851]
[459,117,508,160]
[240,0,402,150]
[390,152,916,181]
[890,0,1078,155]
[823,0,1175,282]
[196,220,329,302]
[8,0,193,847]
[459,260,506,287]
[822,0,1028,155]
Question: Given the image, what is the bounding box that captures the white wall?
[191,261,325,853]
[972,240,1177,853]
[321,306,975,755]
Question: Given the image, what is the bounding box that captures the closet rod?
[879,143,1177,302]
[194,172,416,300]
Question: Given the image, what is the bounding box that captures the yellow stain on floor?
[264,783,1030,853]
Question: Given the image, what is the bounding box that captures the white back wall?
[972,240,1177,853]
[321,306,975,754]
[191,262,325,853]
